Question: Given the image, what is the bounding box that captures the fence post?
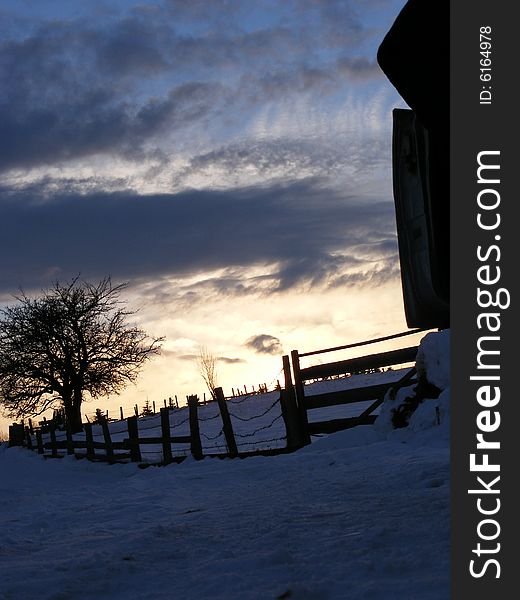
[100,417,114,460]
[290,350,311,445]
[160,407,173,464]
[280,355,306,449]
[84,422,95,459]
[120,406,124,421]
[49,423,58,457]
[8,423,25,447]
[35,429,44,454]
[25,426,33,450]
[65,425,74,455]
[188,395,203,460]
[215,387,238,457]
[126,416,142,462]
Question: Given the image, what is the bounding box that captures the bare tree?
[0,277,163,432]
[197,346,219,400]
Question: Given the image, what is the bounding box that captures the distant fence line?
[95,379,279,423]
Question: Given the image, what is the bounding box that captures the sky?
[0,0,412,426]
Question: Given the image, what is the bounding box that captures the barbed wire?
[233,413,284,438]
[203,444,229,453]
[228,396,280,422]
[201,429,224,441]
[169,416,191,430]
[198,411,222,422]
[227,392,258,405]
[236,436,286,448]
[135,415,190,433]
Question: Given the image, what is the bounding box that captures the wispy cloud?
[0,1,402,175]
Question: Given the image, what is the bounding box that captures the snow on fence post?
[280,354,306,449]
[215,386,238,457]
[160,407,173,464]
[290,350,311,446]
[188,395,203,460]
[126,416,142,463]
[84,422,95,459]
[100,417,114,460]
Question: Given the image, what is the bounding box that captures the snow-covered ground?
[0,331,450,600]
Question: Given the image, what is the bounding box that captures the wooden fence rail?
[285,342,420,443]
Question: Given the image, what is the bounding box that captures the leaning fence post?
[290,350,311,445]
[160,407,173,464]
[215,386,238,457]
[126,416,142,462]
[100,417,114,460]
[280,354,306,449]
[188,395,203,460]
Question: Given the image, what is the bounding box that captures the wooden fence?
[21,395,203,464]
[9,329,427,464]
[282,329,427,446]
[11,388,297,465]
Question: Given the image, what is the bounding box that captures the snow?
[0,331,450,600]
[415,329,450,391]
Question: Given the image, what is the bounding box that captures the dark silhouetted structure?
[378,0,449,328]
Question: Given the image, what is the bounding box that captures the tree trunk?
[63,388,84,433]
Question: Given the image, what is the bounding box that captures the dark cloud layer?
[0,178,398,293]
[245,334,284,355]
[0,1,398,173]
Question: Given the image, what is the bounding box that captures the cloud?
[0,178,398,294]
[245,334,284,355]
[336,57,383,82]
[176,353,245,364]
[0,1,398,174]
[217,357,246,365]
[0,178,399,294]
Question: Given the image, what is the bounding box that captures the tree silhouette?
[140,398,154,417]
[0,277,163,432]
[197,346,219,400]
